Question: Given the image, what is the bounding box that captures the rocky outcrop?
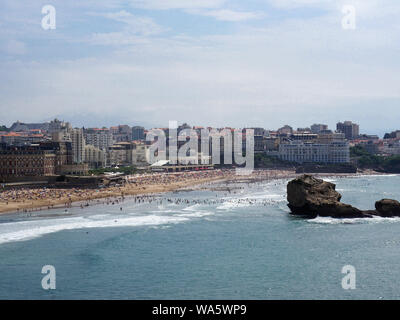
[287,175,369,218]
[286,175,400,218]
[375,199,400,217]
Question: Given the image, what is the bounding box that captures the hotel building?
[0,146,56,179]
[278,141,350,163]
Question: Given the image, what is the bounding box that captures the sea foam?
[0,214,188,244]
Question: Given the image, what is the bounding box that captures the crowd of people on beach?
[124,169,233,186]
[0,169,296,214]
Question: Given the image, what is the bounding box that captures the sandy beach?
[0,168,382,215]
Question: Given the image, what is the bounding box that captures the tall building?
[132,126,145,141]
[71,128,85,164]
[277,125,293,135]
[132,142,150,166]
[48,119,72,134]
[107,142,134,166]
[310,124,328,134]
[50,119,73,142]
[383,130,400,139]
[84,144,106,169]
[336,121,359,140]
[84,128,114,150]
[111,125,132,142]
[39,141,73,173]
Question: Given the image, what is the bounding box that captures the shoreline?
[0,169,392,216]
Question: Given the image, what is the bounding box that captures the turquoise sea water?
[1,174,400,299]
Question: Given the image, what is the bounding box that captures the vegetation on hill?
[254,147,400,173]
[350,145,371,157]
[0,125,9,132]
[254,153,296,168]
[350,146,400,172]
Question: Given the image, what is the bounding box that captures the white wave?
[217,191,286,210]
[85,214,113,220]
[222,191,284,201]
[149,209,176,214]
[308,216,400,225]
[175,211,214,218]
[216,201,248,210]
[249,193,284,200]
[0,214,188,245]
[323,178,337,182]
[358,174,399,178]
[182,204,201,211]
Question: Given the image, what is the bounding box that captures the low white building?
[278,141,350,163]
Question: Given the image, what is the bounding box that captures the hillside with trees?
[350,146,400,173]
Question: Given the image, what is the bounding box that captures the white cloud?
[89,10,167,46]
[2,39,26,55]
[265,0,400,19]
[265,0,331,9]
[189,9,265,21]
[102,10,166,35]
[1,0,400,132]
[2,12,400,130]
[128,0,226,10]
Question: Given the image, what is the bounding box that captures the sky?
[1,0,400,136]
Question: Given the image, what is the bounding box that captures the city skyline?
[0,118,390,139]
[1,1,400,136]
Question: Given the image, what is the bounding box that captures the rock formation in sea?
[375,199,400,217]
[286,175,400,219]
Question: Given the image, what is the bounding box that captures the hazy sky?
[1,0,399,136]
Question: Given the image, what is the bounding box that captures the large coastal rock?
[287,175,370,218]
[375,199,400,217]
[286,175,400,219]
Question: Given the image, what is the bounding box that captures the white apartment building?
[84,128,114,150]
[278,141,350,163]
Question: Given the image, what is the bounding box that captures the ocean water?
[1,174,400,299]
